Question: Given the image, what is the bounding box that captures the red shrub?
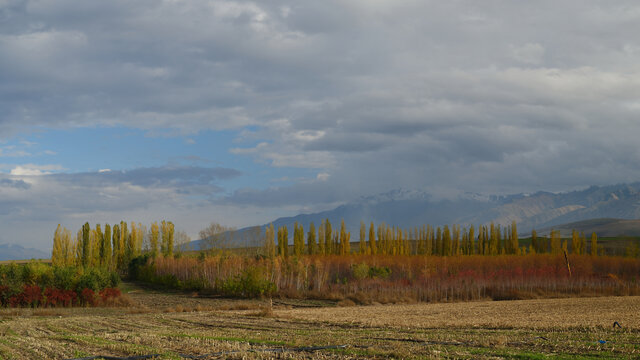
[98,287,121,302]
[79,288,97,306]
[22,285,42,307]
[44,288,77,307]
[0,285,10,307]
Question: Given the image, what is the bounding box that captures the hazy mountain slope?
[190,182,640,247]
[0,243,49,261]
[536,218,640,237]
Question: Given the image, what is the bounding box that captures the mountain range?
[192,182,640,248]
[0,243,49,261]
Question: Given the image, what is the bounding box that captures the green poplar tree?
[104,224,112,269]
[112,224,120,269]
[307,222,316,255]
[81,222,91,267]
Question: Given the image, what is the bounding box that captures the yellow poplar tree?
[51,224,63,266]
[359,221,366,255]
[307,222,316,255]
[150,222,159,258]
[368,222,376,255]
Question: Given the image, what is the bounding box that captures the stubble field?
[0,286,638,359]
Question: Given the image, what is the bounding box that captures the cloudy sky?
[2,0,640,250]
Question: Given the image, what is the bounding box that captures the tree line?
[51,220,175,271]
[264,219,599,257]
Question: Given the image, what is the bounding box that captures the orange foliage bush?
[150,254,640,302]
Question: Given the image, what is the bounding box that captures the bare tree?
[174,230,192,255]
[199,222,235,252]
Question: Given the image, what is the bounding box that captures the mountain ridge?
[190,182,640,249]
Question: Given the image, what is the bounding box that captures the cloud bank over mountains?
[2,1,640,248]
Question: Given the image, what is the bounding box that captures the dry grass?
[284,296,640,330]
[0,287,637,359]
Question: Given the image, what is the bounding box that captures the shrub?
[352,263,370,280]
[218,267,276,298]
[369,266,392,279]
[44,288,77,307]
[79,288,97,306]
[99,287,121,302]
[21,285,42,307]
[128,254,152,281]
[53,267,77,290]
[75,268,110,292]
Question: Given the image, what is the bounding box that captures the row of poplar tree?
[51,221,175,271]
[264,219,598,257]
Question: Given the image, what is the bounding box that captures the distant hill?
[535,218,640,237]
[190,183,640,248]
[0,243,49,261]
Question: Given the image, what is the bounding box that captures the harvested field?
[284,296,640,329]
[0,286,637,359]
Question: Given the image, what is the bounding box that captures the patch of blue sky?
[1,126,313,192]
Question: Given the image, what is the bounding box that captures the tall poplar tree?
[339,219,349,255]
[324,219,332,255]
[264,223,276,259]
[150,222,159,258]
[435,227,442,256]
[112,224,120,269]
[307,222,316,255]
[531,229,538,254]
[82,222,91,267]
[62,227,74,266]
[96,224,105,266]
[368,222,376,255]
[359,221,366,254]
[104,224,112,269]
[442,225,451,256]
[52,224,63,266]
[318,222,325,255]
[510,221,519,254]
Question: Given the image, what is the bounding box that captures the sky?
[2,0,640,250]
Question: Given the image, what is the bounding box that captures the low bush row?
[0,284,122,308]
[0,262,123,308]
[131,253,640,303]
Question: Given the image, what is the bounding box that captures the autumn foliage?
[0,262,124,308]
[137,253,640,302]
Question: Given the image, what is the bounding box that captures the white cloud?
[9,164,64,176]
[316,172,330,181]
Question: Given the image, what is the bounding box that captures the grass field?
[0,283,638,359]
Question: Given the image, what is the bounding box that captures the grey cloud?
[0,178,30,189]
[4,1,640,244]
[222,178,348,208]
[50,166,240,192]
